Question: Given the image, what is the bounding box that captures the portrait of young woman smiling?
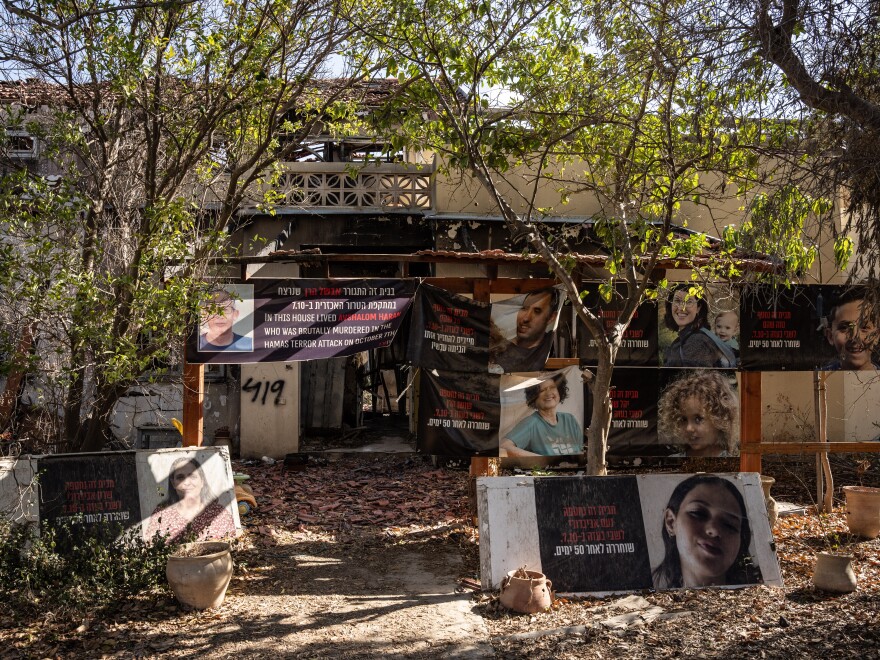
[652,475,762,589]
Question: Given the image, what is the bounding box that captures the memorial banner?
[18,448,240,543]
[578,286,658,366]
[417,369,501,456]
[188,279,418,364]
[740,285,879,371]
[417,365,587,458]
[407,284,491,372]
[477,473,781,594]
[409,286,564,374]
[37,453,142,540]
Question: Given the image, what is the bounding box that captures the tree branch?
[754,0,880,131]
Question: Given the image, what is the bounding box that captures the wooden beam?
[544,358,581,370]
[739,371,762,473]
[741,442,880,455]
[190,250,781,274]
[425,277,557,295]
[182,361,204,447]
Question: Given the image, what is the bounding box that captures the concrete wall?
[0,457,38,524]
[109,372,241,450]
[239,362,300,459]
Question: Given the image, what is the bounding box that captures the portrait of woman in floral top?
[145,455,236,542]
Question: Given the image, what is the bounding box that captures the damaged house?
[0,77,873,463]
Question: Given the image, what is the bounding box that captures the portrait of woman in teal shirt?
[500,371,583,456]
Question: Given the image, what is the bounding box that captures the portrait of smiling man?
[489,287,561,373]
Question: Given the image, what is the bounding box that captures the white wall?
[239,362,300,459]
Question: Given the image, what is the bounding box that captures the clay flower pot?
[499,569,553,614]
[166,541,233,609]
[843,486,880,539]
[812,551,857,594]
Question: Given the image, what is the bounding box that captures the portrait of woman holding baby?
[662,284,737,368]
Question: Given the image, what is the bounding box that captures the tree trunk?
[63,368,86,452]
[586,344,615,476]
[77,384,126,452]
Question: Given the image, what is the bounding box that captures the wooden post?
[739,371,762,473]
[182,361,204,447]
[814,371,833,513]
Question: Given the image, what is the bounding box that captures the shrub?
[0,517,177,612]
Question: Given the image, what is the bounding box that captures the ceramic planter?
[812,552,857,594]
[166,541,233,609]
[499,569,553,614]
[760,475,778,528]
[843,486,880,539]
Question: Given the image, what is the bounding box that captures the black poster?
[740,285,839,370]
[188,279,417,364]
[603,368,661,456]
[38,453,141,537]
[578,287,658,367]
[533,476,652,592]
[417,370,500,456]
[407,284,491,372]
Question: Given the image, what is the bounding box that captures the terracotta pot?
[213,429,232,451]
[760,475,778,528]
[812,552,857,594]
[166,541,233,609]
[843,486,880,539]
[499,570,553,614]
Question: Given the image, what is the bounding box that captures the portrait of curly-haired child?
[658,371,739,457]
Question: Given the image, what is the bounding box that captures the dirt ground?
[3,453,880,659]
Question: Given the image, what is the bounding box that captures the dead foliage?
[1,455,879,659]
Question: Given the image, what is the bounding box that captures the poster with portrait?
[188,279,417,364]
[136,447,240,543]
[659,282,740,369]
[499,366,585,457]
[578,285,658,366]
[740,285,879,372]
[477,472,781,593]
[657,369,740,458]
[407,283,491,372]
[489,287,564,373]
[417,369,501,456]
[37,453,142,541]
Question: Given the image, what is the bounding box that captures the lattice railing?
[266,163,434,211]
